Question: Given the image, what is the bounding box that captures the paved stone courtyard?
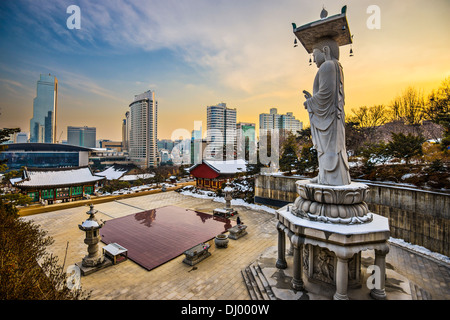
[22,191,450,300]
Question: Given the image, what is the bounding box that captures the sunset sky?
[0,0,449,141]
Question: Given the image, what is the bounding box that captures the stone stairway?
[242,247,431,300]
[241,262,277,300]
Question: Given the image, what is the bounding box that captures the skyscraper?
[129,90,158,168]
[206,103,237,160]
[67,126,96,148]
[30,74,58,143]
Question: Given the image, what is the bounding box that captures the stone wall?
[254,174,450,256]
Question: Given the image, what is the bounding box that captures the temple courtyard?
[22,191,450,300]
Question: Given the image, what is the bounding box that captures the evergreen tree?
[0,128,90,300]
[386,132,425,165]
[279,133,299,175]
[297,144,319,174]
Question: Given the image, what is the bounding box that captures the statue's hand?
[303,90,312,99]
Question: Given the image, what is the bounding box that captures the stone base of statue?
[292,179,373,224]
[276,180,390,300]
[81,253,105,268]
[76,256,113,276]
[244,246,412,300]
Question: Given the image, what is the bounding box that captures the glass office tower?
[30,74,58,143]
[67,126,96,148]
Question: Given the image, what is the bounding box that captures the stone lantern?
[78,204,105,268]
[223,180,233,210]
[213,180,237,218]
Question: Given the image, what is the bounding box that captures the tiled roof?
[119,174,155,181]
[96,166,128,180]
[190,159,248,174]
[13,167,104,188]
[206,159,248,174]
[95,164,138,180]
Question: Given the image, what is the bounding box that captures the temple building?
[189,159,247,190]
[11,166,105,204]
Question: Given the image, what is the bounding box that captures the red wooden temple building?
[189,159,247,190]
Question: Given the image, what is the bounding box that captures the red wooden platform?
[100,205,234,271]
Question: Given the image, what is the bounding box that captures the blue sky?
[1,0,449,141]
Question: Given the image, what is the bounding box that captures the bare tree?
[388,86,426,127]
[348,104,389,129]
[346,105,389,151]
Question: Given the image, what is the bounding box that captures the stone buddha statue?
[302,37,351,186]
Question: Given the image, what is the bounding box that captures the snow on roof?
[119,173,155,181]
[96,166,129,180]
[13,167,104,188]
[204,159,248,174]
[9,177,22,185]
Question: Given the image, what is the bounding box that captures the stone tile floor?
[22,191,450,300]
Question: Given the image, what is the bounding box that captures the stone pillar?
[291,235,305,291]
[370,247,389,300]
[276,222,287,269]
[333,256,349,300]
[287,239,294,256]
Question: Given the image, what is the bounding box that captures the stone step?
[241,263,276,300]
[241,266,263,300]
[254,263,277,300]
[241,268,258,300]
[409,281,432,300]
[249,263,271,300]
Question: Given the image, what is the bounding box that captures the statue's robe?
[305,59,351,186]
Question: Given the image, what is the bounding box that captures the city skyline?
[0,0,449,141]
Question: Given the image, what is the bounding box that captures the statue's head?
[312,37,340,67]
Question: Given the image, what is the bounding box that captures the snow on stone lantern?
[224,180,233,210]
[78,204,105,268]
[213,179,237,218]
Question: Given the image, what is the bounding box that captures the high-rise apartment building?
[30,74,58,143]
[259,108,302,135]
[206,103,236,160]
[67,126,96,148]
[129,90,158,168]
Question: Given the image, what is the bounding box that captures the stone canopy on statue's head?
[293,5,352,54]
